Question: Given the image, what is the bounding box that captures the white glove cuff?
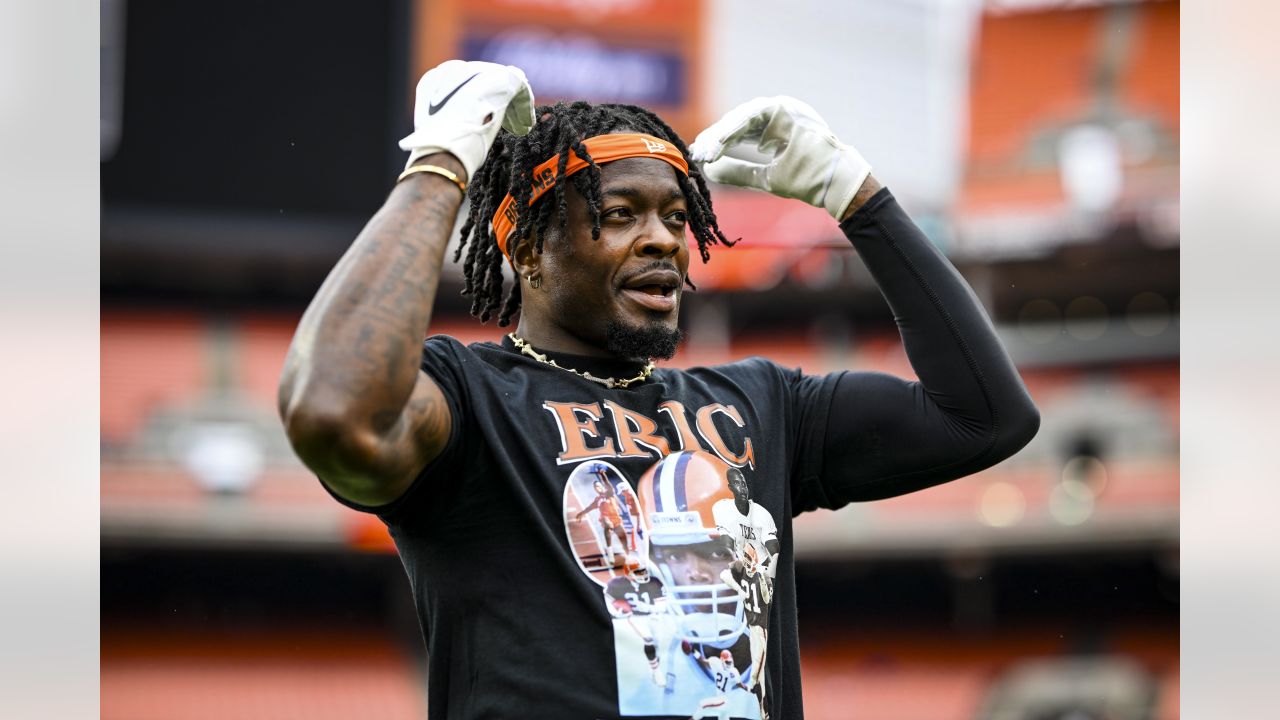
[824,143,872,220]
[400,129,489,182]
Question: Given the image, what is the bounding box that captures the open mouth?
[630,284,676,298]
[620,269,682,313]
[621,286,678,312]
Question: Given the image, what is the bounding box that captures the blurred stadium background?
[100,0,1178,718]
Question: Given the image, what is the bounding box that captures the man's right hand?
[399,60,536,181]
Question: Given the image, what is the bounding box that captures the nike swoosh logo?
[428,73,479,115]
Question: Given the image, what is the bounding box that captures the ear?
[510,231,543,281]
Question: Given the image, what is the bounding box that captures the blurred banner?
[413,0,706,139]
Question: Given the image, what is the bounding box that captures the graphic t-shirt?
[355,334,839,720]
[323,189,1044,719]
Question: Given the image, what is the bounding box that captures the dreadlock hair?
[453,101,734,326]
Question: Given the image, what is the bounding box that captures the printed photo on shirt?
[561,449,777,719]
[562,461,646,586]
[714,466,779,716]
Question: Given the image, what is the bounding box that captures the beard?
[605,319,682,360]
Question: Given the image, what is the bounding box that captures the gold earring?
[528,275,541,290]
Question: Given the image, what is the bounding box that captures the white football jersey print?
[712,499,777,555]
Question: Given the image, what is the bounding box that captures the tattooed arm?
[276,153,461,506]
[279,60,533,506]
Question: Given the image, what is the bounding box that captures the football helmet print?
[638,450,746,646]
[624,554,651,583]
[743,544,760,576]
[720,649,734,667]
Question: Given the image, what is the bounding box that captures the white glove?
[763,553,778,580]
[689,96,871,220]
[399,59,536,180]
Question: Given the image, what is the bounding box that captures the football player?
[722,544,774,714]
[577,476,630,566]
[635,451,761,715]
[712,466,780,575]
[640,451,750,645]
[687,648,751,720]
[280,58,1041,720]
[598,464,645,551]
[604,556,669,687]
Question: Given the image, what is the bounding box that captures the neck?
[514,317,642,361]
[502,332,653,386]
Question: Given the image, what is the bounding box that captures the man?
[714,466,780,574]
[576,471,632,567]
[710,464,779,714]
[640,451,749,638]
[605,557,669,688]
[632,450,753,716]
[688,649,752,720]
[278,60,1039,719]
[722,544,773,715]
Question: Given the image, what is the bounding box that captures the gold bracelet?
[396,164,467,195]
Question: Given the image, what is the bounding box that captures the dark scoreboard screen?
[102,0,411,217]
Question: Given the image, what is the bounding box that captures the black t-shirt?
[371,335,837,719]
[329,189,1041,719]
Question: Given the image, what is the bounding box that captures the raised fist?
[399,59,536,180]
[690,96,871,220]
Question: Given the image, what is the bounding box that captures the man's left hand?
[689,96,871,220]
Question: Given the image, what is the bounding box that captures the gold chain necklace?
[508,333,655,389]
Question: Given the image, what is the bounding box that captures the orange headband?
[492,133,690,262]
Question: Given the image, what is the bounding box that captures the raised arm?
[691,96,1038,508]
[277,154,462,506]
[277,61,534,506]
[818,180,1040,502]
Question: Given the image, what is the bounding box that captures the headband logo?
[642,138,667,154]
[532,166,556,193]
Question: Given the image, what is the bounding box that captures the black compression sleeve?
[807,188,1039,508]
